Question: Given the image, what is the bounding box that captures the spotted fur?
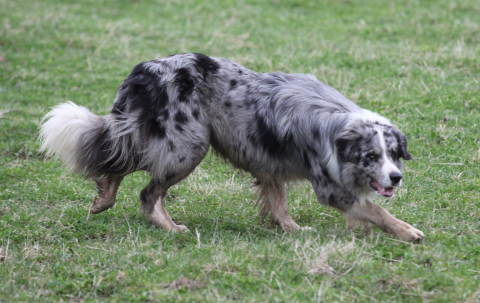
[39,53,424,241]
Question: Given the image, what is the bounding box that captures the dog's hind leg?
[140,180,189,232]
[256,181,300,232]
[90,175,124,214]
[344,200,424,242]
[140,142,209,231]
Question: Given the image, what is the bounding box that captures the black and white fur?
[40,53,424,241]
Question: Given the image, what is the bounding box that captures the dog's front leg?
[341,212,372,235]
[256,181,301,232]
[345,200,424,242]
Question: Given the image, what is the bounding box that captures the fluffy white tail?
[39,101,103,174]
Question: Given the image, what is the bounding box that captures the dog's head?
[335,121,412,198]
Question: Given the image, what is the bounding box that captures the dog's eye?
[367,153,378,162]
[390,150,398,160]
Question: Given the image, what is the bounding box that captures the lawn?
[1,0,480,301]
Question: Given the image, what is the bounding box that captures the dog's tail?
[39,101,130,178]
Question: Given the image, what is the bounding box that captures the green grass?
[1,0,480,301]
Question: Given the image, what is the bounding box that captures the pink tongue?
[372,181,394,197]
[378,187,394,196]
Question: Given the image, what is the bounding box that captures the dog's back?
[82,53,364,183]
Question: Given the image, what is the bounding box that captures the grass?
[1,0,480,301]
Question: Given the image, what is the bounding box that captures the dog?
[39,53,424,241]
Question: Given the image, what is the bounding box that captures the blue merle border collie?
[40,53,424,241]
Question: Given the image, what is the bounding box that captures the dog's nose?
[389,172,402,184]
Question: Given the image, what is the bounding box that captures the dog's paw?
[89,197,115,214]
[278,220,301,233]
[395,225,425,242]
[170,224,189,232]
[406,226,425,242]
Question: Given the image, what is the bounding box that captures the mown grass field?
[1,0,480,301]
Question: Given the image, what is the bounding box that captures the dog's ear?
[393,128,412,160]
[335,127,363,162]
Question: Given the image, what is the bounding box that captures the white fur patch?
[39,101,98,172]
[376,129,401,187]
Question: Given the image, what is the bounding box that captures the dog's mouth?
[370,181,394,197]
